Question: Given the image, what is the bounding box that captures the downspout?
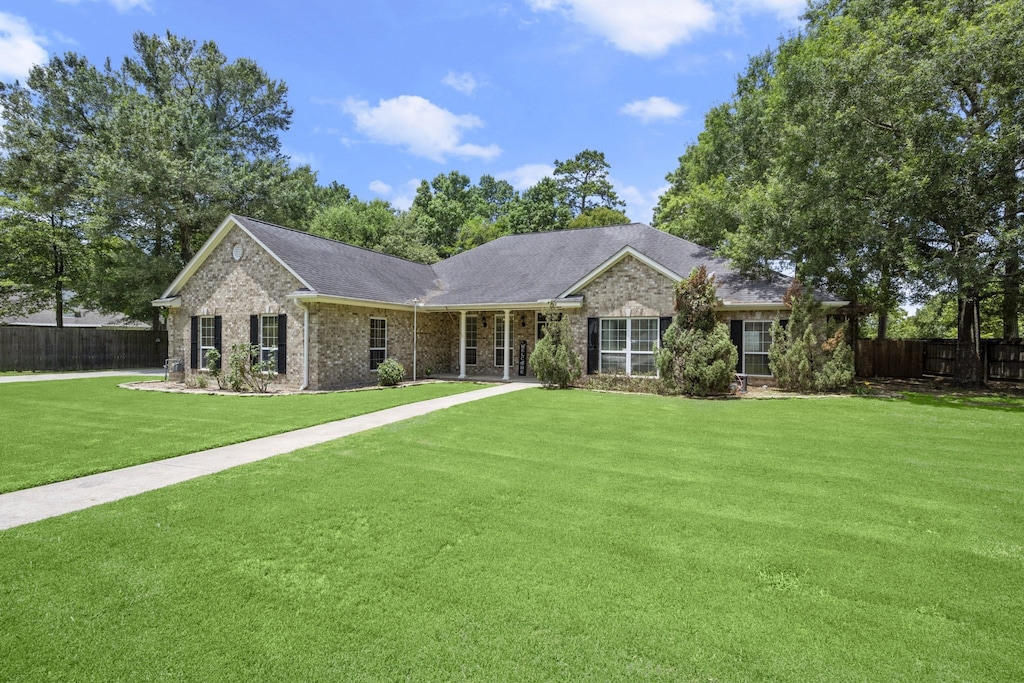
[299,303,310,391]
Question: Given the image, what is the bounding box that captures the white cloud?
[56,0,152,13]
[620,96,686,124]
[615,179,670,224]
[341,95,501,163]
[282,147,320,170]
[527,0,715,57]
[498,163,554,190]
[369,178,421,211]
[0,13,47,81]
[732,0,806,22]
[442,71,477,95]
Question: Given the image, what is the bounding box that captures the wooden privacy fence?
[0,327,167,372]
[856,338,1024,382]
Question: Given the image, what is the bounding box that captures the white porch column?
[502,309,511,381]
[458,310,467,379]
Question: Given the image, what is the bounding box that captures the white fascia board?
[151,296,181,308]
[158,214,313,299]
[286,292,413,312]
[417,299,584,312]
[716,299,850,311]
[558,246,683,298]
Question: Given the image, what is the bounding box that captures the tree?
[0,53,112,325]
[553,149,624,217]
[505,177,571,234]
[656,266,737,395]
[83,31,296,324]
[768,281,854,392]
[656,0,1024,386]
[566,207,631,229]
[529,303,582,388]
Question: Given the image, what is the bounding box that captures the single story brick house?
[153,214,846,390]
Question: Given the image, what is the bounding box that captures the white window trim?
[198,316,215,370]
[742,319,773,377]
[599,317,658,377]
[370,317,387,371]
[260,314,279,366]
[494,315,511,367]
[465,315,478,366]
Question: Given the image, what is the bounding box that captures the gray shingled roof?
[234,216,439,305]
[429,223,794,305]
[230,216,798,307]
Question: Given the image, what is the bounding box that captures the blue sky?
[0,0,804,223]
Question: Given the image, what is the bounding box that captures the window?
[600,318,657,376]
[465,315,478,365]
[370,318,387,370]
[198,316,215,370]
[743,320,772,376]
[260,315,278,365]
[494,314,510,367]
[536,311,562,340]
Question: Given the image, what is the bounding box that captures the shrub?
[529,303,582,388]
[223,343,276,393]
[657,266,737,396]
[768,280,855,392]
[376,357,405,386]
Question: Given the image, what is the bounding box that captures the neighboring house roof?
[157,214,839,310]
[0,308,149,329]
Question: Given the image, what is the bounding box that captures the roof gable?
[158,215,313,300]
[558,246,682,298]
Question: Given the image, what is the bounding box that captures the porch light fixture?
[481,314,486,328]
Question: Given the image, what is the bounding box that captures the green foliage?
[552,149,624,217]
[221,343,276,393]
[657,267,737,396]
[0,53,108,324]
[768,282,855,392]
[654,0,1024,384]
[566,207,631,229]
[376,358,406,387]
[528,303,582,388]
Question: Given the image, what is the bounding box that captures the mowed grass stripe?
[1,390,1022,681]
[0,377,487,493]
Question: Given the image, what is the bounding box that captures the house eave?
[152,296,181,308]
[715,300,850,310]
[286,292,585,313]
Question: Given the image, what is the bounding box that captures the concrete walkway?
[0,368,165,384]
[0,382,534,531]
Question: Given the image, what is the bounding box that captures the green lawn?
[2,390,1022,681]
[0,377,486,493]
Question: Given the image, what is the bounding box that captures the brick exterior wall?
[305,305,459,390]
[450,310,543,378]
[166,225,305,389]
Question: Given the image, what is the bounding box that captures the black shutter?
[213,316,223,370]
[190,316,198,369]
[659,317,672,344]
[277,314,287,373]
[780,318,789,329]
[250,315,259,346]
[730,320,744,373]
[587,317,600,374]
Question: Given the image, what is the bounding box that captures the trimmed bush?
[657,266,737,396]
[376,357,405,387]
